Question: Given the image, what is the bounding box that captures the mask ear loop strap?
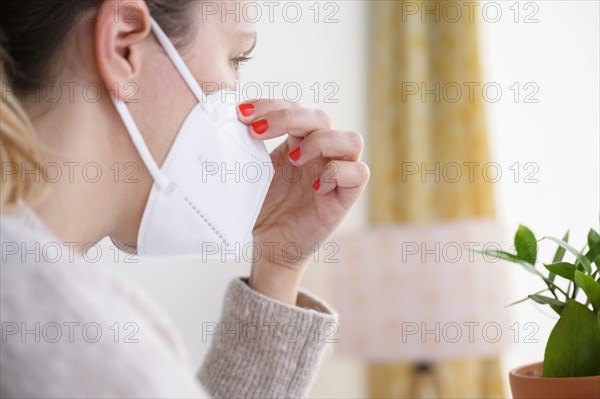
[149,18,208,105]
[111,18,209,192]
[112,99,171,191]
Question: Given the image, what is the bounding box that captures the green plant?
[477,225,600,378]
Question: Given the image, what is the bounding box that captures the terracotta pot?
[509,362,600,399]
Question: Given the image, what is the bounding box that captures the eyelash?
[232,55,253,71]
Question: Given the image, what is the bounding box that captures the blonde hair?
[0,46,46,213]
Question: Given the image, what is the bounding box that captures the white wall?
[105,1,599,397]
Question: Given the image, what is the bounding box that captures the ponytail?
[0,29,46,213]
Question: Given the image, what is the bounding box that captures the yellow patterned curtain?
[368,1,503,398]
[370,1,495,224]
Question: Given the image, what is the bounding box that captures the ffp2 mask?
[111,18,274,259]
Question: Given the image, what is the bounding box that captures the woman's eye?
[232,55,252,71]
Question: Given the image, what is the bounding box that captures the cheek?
[129,57,196,168]
[142,56,187,102]
[185,41,236,93]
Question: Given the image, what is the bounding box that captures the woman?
[0,0,369,397]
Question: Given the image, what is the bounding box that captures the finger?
[247,107,333,140]
[236,99,300,123]
[313,161,370,199]
[287,130,364,166]
[286,135,303,154]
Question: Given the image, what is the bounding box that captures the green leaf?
[528,294,565,315]
[585,241,600,267]
[474,248,537,274]
[474,246,568,297]
[505,296,531,307]
[544,262,577,281]
[473,248,517,262]
[543,300,600,377]
[588,228,600,248]
[545,237,592,274]
[552,231,570,263]
[506,289,549,308]
[574,271,600,311]
[514,225,538,265]
[550,231,569,282]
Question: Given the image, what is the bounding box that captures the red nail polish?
[288,147,301,161]
[239,103,255,117]
[252,120,268,134]
[312,179,321,191]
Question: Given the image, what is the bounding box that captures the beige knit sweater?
[0,208,338,398]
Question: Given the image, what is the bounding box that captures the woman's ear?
[95,0,152,101]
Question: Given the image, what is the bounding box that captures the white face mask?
[111,18,274,259]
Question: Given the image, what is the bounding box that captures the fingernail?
[288,147,301,162]
[312,179,321,192]
[239,103,255,117]
[252,119,268,135]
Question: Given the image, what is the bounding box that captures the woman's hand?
[237,100,370,304]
